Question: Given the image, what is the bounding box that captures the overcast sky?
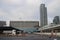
[0,0,60,24]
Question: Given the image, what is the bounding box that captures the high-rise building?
[53,16,60,24]
[40,4,48,27]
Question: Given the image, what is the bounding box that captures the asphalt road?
[0,34,60,40]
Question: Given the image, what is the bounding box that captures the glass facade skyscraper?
[40,4,48,27]
[53,16,60,24]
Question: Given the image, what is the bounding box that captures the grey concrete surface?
[0,34,60,40]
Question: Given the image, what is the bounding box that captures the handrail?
[39,24,60,30]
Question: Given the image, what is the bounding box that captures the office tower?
[53,16,60,24]
[40,4,48,27]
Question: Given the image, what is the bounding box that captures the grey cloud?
[47,0,60,23]
[0,0,41,21]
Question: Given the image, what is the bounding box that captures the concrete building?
[10,21,39,32]
[40,4,48,27]
[0,21,6,26]
[53,16,60,24]
[10,21,39,28]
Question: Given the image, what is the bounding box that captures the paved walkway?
[35,33,60,37]
[0,34,60,40]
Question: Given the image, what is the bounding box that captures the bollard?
[40,30,43,38]
[49,30,54,38]
[54,30,57,37]
[51,30,54,37]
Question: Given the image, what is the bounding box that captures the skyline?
[0,0,60,24]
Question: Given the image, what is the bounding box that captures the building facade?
[40,4,48,27]
[53,16,60,24]
[10,21,39,32]
[0,21,6,26]
[10,21,39,28]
